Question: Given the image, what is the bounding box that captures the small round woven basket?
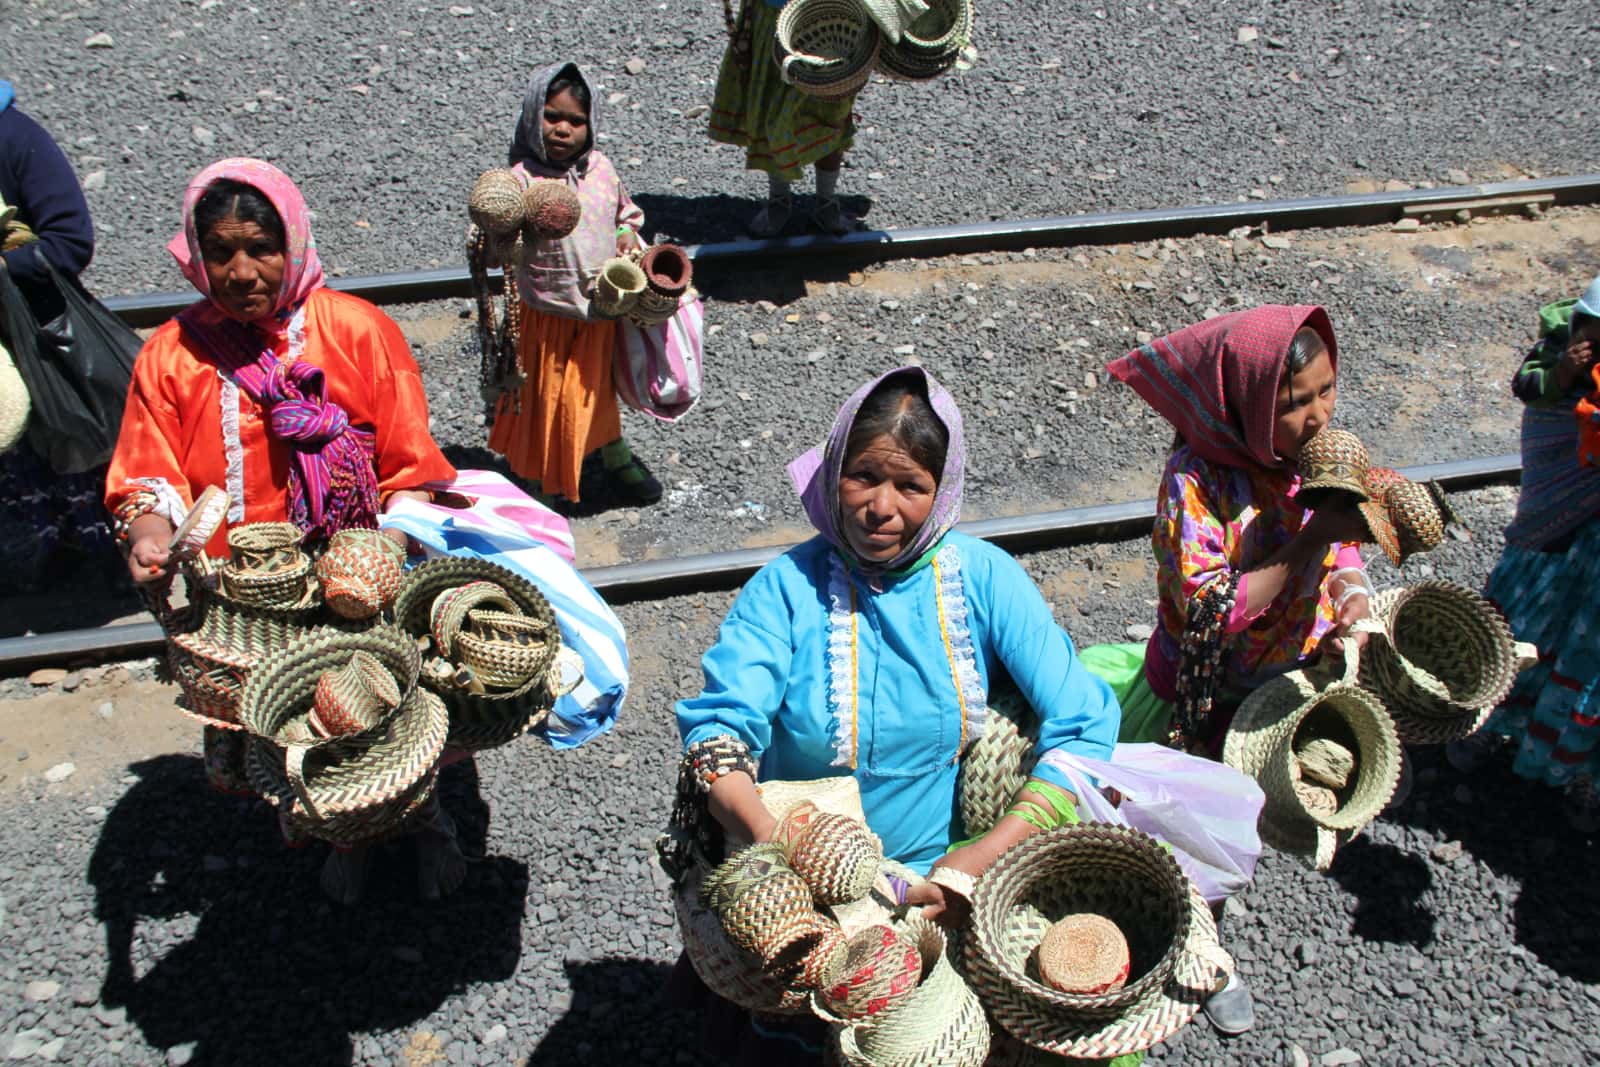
[787,812,884,907]
[316,534,404,621]
[775,0,882,100]
[309,650,403,738]
[454,609,559,691]
[957,686,1039,837]
[592,257,647,318]
[247,686,447,846]
[220,554,317,610]
[702,842,818,959]
[168,485,229,563]
[1389,480,1453,560]
[429,580,519,657]
[522,179,582,241]
[829,913,991,1067]
[675,862,814,1015]
[964,826,1227,1059]
[875,0,972,80]
[226,521,305,571]
[1354,580,1518,743]
[1036,914,1131,996]
[468,168,526,237]
[640,244,693,299]
[813,923,922,1023]
[1295,427,1370,510]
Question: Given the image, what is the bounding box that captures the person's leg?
[600,438,663,505]
[811,148,860,236]
[320,845,371,905]
[749,170,793,237]
[1202,904,1255,1034]
[416,793,468,901]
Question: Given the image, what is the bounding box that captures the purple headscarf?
[787,366,966,575]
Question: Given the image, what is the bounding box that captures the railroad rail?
[102,174,1600,327]
[0,453,1519,673]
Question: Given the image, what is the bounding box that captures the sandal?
[810,195,862,237]
[748,192,793,238]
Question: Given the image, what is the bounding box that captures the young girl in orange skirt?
[488,61,661,507]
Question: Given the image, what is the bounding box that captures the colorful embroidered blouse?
[105,288,455,557]
[510,154,644,323]
[1145,445,1358,700]
[676,532,1121,871]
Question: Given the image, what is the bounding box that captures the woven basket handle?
[545,645,585,699]
[285,744,322,821]
[1512,641,1538,673]
[1195,942,1235,992]
[781,51,845,84]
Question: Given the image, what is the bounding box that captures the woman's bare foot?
[320,845,371,905]
[416,803,467,901]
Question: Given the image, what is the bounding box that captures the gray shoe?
[748,193,793,238]
[1202,972,1255,1035]
[810,195,862,237]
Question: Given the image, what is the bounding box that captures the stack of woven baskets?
[592,243,695,326]
[771,0,975,99]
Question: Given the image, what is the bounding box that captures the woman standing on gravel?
[1094,304,1375,1034]
[667,366,1123,1062]
[105,157,465,902]
[1458,275,1600,832]
[710,0,863,237]
[487,61,662,509]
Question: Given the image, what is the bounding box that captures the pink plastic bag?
[613,295,704,423]
[1039,743,1265,903]
[392,468,575,563]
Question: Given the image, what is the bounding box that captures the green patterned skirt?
[709,0,858,181]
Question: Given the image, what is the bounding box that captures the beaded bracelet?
[684,734,758,794]
[110,490,162,546]
[656,734,760,881]
[1170,571,1242,751]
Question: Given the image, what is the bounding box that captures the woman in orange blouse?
[104,158,462,903]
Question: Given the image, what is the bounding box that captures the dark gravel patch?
[1,0,1595,298]
[3,485,1598,1065]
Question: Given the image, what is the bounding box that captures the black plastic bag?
[0,246,138,474]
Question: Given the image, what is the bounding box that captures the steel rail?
[102,175,1600,327]
[0,453,1520,673]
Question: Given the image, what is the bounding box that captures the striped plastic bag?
[379,471,627,749]
[613,295,704,423]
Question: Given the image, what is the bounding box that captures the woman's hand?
[126,513,176,586]
[1323,589,1372,655]
[1556,336,1596,393]
[907,845,988,928]
[380,489,433,555]
[615,228,641,255]
[706,771,777,847]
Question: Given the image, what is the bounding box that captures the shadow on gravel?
[1326,836,1436,947]
[525,959,681,1064]
[634,191,875,250]
[89,754,528,1066]
[1390,747,1600,982]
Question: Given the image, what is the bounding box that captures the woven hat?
[830,913,991,1067]
[1223,645,1401,869]
[875,0,973,80]
[522,179,582,241]
[1353,580,1519,744]
[640,243,693,299]
[0,337,27,454]
[964,825,1230,1059]
[468,168,526,237]
[592,256,647,318]
[394,557,568,751]
[248,686,447,846]
[1295,427,1370,510]
[776,0,883,100]
[1036,914,1131,996]
[958,687,1038,837]
[316,533,404,621]
[786,812,884,906]
[167,486,230,563]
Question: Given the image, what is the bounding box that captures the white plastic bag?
[1039,743,1264,903]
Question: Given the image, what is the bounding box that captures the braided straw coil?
[775,0,882,100]
[592,256,647,318]
[964,826,1229,1059]
[1295,427,1370,510]
[316,534,404,620]
[829,913,990,1067]
[522,179,582,241]
[701,843,817,960]
[958,686,1039,837]
[786,811,884,906]
[310,650,403,738]
[1223,644,1400,867]
[1036,914,1132,996]
[1353,580,1518,744]
[429,581,518,657]
[248,686,447,845]
[813,923,922,1023]
[468,168,526,237]
[640,243,693,298]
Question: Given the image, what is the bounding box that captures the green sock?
[601,439,646,485]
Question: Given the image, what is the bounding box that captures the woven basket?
[247,687,447,845]
[236,625,420,760]
[813,923,922,1023]
[522,179,582,241]
[676,862,814,1015]
[309,650,403,738]
[1354,580,1518,743]
[702,843,818,959]
[958,687,1038,837]
[776,0,882,100]
[875,0,971,80]
[758,776,869,826]
[316,535,404,621]
[592,257,647,318]
[168,629,259,728]
[640,243,693,299]
[1295,427,1370,510]
[1390,480,1452,559]
[1222,648,1398,872]
[830,913,990,1067]
[787,812,884,907]
[1036,914,1131,996]
[226,522,304,571]
[468,168,526,237]
[965,828,1229,1059]
[455,608,558,690]
[220,554,317,610]
[626,287,685,329]
[429,581,518,656]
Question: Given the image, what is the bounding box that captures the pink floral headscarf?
[166,157,325,328]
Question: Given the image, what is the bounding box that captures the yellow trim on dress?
[848,586,860,769]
